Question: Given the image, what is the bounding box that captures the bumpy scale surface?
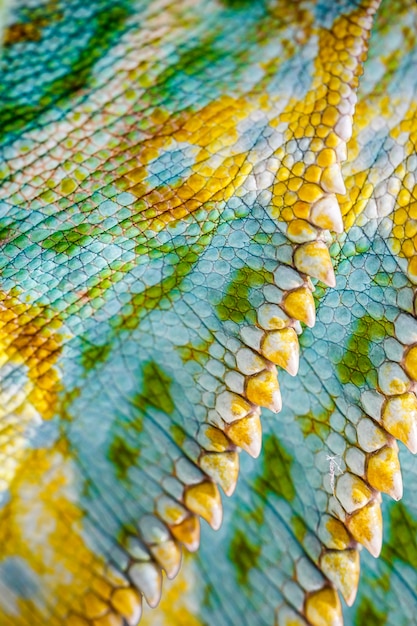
[0,1,416,626]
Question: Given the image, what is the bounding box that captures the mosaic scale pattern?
[0,1,416,625]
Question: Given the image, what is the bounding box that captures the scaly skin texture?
[0,1,416,625]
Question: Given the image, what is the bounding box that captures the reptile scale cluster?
[0,0,417,624]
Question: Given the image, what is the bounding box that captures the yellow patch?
[115,96,256,231]
[270,5,374,228]
[0,290,63,419]
[0,445,107,625]
[0,291,65,496]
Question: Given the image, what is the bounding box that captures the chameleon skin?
[0,1,416,626]
[143,2,417,625]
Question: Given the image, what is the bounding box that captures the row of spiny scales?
[66,5,397,626]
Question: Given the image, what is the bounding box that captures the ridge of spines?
[66,2,383,624]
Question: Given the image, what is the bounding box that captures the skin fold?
[0,1,416,624]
